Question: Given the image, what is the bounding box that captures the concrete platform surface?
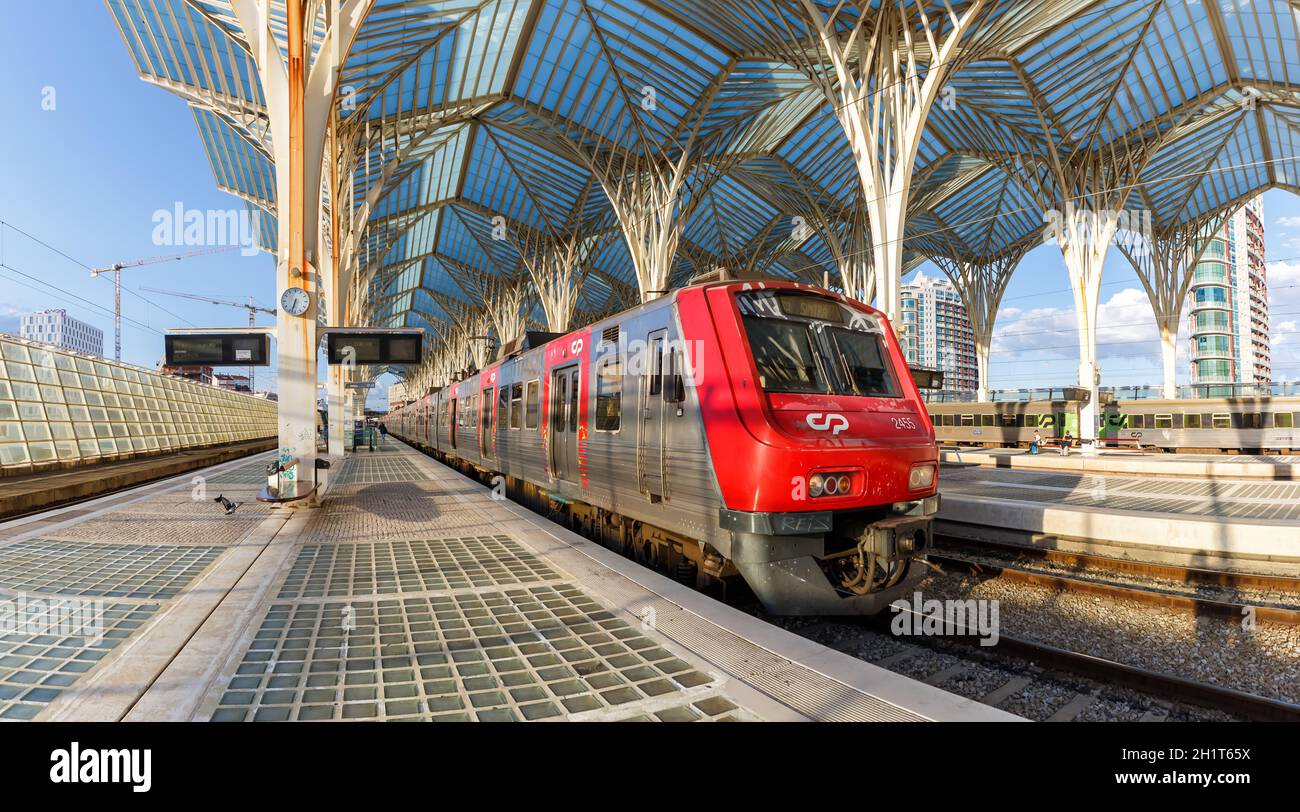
[938,464,1300,566]
[0,440,1013,723]
[941,447,1299,480]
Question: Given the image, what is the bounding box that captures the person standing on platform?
[1031,429,1042,455]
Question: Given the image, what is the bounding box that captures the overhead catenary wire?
[0,218,252,338]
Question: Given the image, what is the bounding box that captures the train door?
[480,386,494,459]
[550,365,580,481]
[638,329,667,501]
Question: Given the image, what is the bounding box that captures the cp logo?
[570,338,584,355]
[807,413,849,435]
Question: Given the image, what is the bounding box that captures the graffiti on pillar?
[280,446,296,481]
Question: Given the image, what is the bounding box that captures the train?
[384,274,941,615]
[926,391,1299,453]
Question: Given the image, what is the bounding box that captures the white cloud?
[1267,261,1300,379]
[1276,216,1300,229]
[993,287,1162,362]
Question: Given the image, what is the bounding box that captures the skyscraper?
[899,272,978,392]
[19,309,104,357]
[1187,196,1270,391]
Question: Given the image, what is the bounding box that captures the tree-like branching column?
[729,160,875,300]
[931,242,1031,402]
[938,0,1218,440]
[514,232,606,333]
[775,0,989,319]
[474,273,532,347]
[1117,209,1233,399]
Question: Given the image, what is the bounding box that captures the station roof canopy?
[107,0,1300,343]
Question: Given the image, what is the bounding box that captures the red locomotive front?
[679,280,939,614]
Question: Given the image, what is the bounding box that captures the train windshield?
[738,291,900,398]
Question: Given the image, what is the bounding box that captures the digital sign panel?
[909,367,945,390]
[165,333,270,366]
[326,331,423,365]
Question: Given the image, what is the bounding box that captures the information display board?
[165,333,271,366]
[326,330,422,365]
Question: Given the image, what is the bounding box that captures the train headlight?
[908,463,936,491]
[808,472,854,498]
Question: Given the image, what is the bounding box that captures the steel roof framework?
[106,0,1300,436]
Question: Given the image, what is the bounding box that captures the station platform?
[938,460,1300,570]
[940,446,1299,480]
[0,439,1012,723]
[0,439,277,519]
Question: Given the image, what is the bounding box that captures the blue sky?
[1,3,1296,404]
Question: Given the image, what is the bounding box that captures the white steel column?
[823,212,874,304]
[230,0,362,495]
[933,246,1027,403]
[1118,212,1231,400]
[1054,204,1119,445]
[790,0,986,321]
[326,110,347,458]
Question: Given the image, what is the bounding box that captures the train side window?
[525,380,540,429]
[1276,412,1294,429]
[1184,413,1200,429]
[498,386,509,428]
[1130,414,1145,430]
[1212,413,1231,429]
[1171,413,1183,429]
[649,341,664,396]
[509,384,523,429]
[1001,414,1017,427]
[595,357,622,432]
[960,414,973,427]
[981,414,995,427]
[944,414,955,427]
[1154,414,1172,429]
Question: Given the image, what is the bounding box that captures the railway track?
[887,538,1300,721]
[926,550,1300,626]
[868,609,1300,722]
[933,535,1300,596]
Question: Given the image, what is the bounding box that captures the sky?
[0,2,1296,406]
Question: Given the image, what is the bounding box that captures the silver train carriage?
[927,394,1299,453]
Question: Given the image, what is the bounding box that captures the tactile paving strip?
[205,458,280,485]
[116,490,272,515]
[0,602,159,720]
[0,540,224,599]
[211,585,721,722]
[276,536,564,599]
[44,514,265,546]
[333,457,427,485]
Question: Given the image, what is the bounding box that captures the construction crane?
[90,246,238,361]
[142,287,276,393]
